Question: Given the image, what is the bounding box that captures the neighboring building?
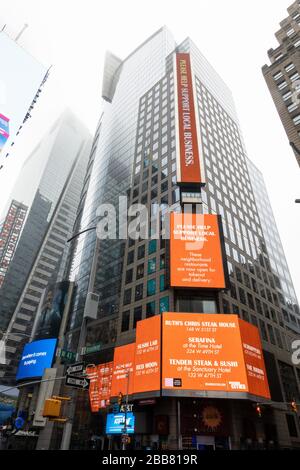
[0,200,28,288]
[0,30,49,167]
[262,0,300,167]
[0,110,92,384]
[17,28,300,450]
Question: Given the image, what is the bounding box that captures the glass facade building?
[0,110,92,384]
[29,28,300,449]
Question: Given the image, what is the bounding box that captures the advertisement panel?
[133,316,161,395]
[110,343,135,397]
[170,213,227,289]
[106,413,135,435]
[35,281,70,340]
[162,313,270,399]
[16,339,57,381]
[175,53,203,184]
[0,113,9,153]
[0,32,47,164]
[238,319,270,399]
[86,362,113,412]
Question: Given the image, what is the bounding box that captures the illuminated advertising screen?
[16,339,57,381]
[110,343,135,397]
[170,213,227,289]
[133,315,161,395]
[162,313,270,399]
[106,413,135,435]
[0,113,9,153]
[175,53,203,184]
[239,318,270,399]
[86,362,113,412]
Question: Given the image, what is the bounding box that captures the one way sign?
[65,375,90,390]
[66,362,85,375]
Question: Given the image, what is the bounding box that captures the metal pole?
[122,370,130,451]
[60,236,99,450]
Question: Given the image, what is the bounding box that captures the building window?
[159,296,169,313]
[138,244,145,260]
[133,306,142,329]
[135,284,143,301]
[148,258,156,275]
[121,310,130,332]
[286,414,298,438]
[160,274,166,292]
[136,263,144,280]
[127,250,134,265]
[146,301,156,318]
[278,81,287,90]
[273,71,283,81]
[123,289,131,305]
[148,239,157,255]
[126,269,133,284]
[147,279,156,296]
[293,114,300,125]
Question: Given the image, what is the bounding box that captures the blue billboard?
[106,413,135,435]
[16,339,57,381]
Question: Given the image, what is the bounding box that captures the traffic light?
[118,392,123,406]
[255,403,262,418]
[291,400,298,413]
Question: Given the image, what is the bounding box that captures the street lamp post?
[60,226,99,450]
[122,370,130,451]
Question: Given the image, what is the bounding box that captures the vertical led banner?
[86,362,113,412]
[110,343,135,397]
[133,315,161,395]
[175,53,203,184]
[170,213,227,289]
[238,319,270,399]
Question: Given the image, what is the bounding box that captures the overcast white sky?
[0,0,299,301]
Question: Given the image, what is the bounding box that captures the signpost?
[66,363,85,376]
[65,375,90,390]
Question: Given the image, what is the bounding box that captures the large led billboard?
[16,339,57,381]
[86,362,113,413]
[133,315,161,395]
[110,343,135,397]
[106,413,135,435]
[161,313,270,399]
[174,53,204,185]
[170,213,227,289]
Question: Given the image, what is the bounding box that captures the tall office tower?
[50,28,300,450]
[0,110,92,384]
[262,0,300,167]
[0,200,28,288]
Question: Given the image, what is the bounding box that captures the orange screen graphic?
[170,213,226,289]
[176,53,202,184]
[162,313,269,398]
[110,343,135,397]
[86,362,113,412]
[238,319,270,399]
[133,315,161,394]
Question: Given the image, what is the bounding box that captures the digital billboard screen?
[170,213,227,290]
[175,53,203,184]
[16,338,57,381]
[162,313,270,399]
[110,343,135,397]
[106,413,135,435]
[133,315,161,395]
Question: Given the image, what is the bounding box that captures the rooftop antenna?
[15,23,28,42]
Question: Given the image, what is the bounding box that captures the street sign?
[66,362,85,376]
[57,348,76,362]
[65,374,90,390]
[122,434,130,444]
[81,343,101,355]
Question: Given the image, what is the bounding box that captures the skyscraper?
[0,200,28,288]
[18,28,300,450]
[262,0,300,167]
[0,110,92,384]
